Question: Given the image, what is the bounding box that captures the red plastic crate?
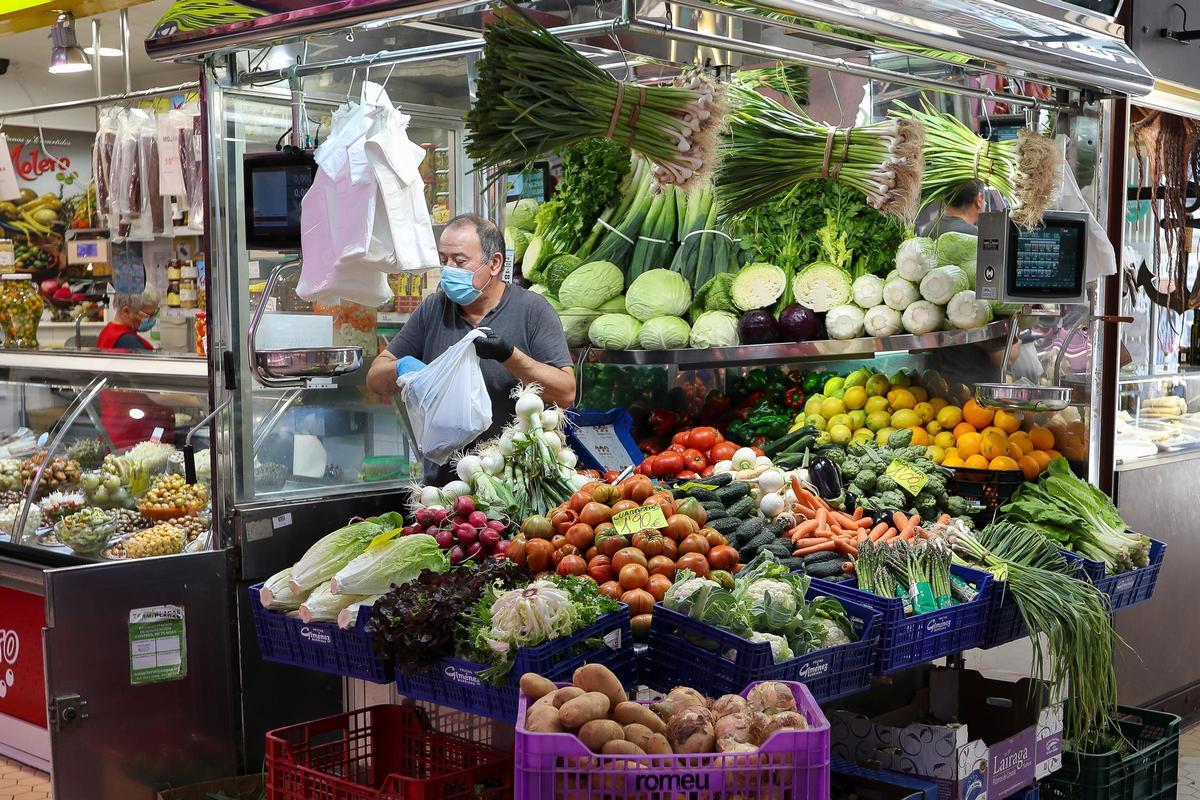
[266,704,513,800]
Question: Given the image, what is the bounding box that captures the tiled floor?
[0,757,51,800]
[1181,723,1200,799]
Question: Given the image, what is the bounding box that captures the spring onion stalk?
[466,2,725,190]
[934,518,1118,744]
[718,83,924,222]
[1010,129,1066,229]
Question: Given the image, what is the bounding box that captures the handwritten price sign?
[612,504,668,536]
[885,459,929,496]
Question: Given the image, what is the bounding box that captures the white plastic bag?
[402,329,492,465]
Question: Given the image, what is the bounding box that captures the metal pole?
[90,19,103,103]
[119,7,132,94]
[0,82,201,120]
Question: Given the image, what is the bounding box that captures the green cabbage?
[639,316,691,350]
[882,275,920,311]
[825,304,866,340]
[947,289,993,329]
[863,305,903,337]
[935,232,977,269]
[545,254,584,294]
[588,313,642,350]
[625,269,692,321]
[895,237,937,282]
[792,263,852,313]
[919,265,970,305]
[330,532,449,596]
[506,198,539,232]
[528,284,562,310]
[558,307,603,347]
[732,262,787,312]
[690,310,740,348]
[598,295,626,314]
[289,519,382,593]
[506,227,532,264]
[558,260,624,309]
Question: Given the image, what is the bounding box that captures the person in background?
[368,213,575,484]
[97,285,161,351]
[920,179,986,238]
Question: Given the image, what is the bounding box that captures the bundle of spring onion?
[465,2,725,190]
[718,82,925,222]
[932,518,1118,743]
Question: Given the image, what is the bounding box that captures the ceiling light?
[83,45,123,57]
[48,12,92,74]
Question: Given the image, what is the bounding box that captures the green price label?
[676,481,719,493]
[885,459,929,497]
[612,504,669,536]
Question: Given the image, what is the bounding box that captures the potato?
[580,719,625,752]
[525,703,564,733]
[601,739,646,756]
[622,723,655,752]
[558,691,611,729]
[552,686,586,708]
[644,732,672,754]
[614,701,667,734]
[520,672,557,700]
[573,663,628,708]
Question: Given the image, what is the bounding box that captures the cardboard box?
[829,669,1063,800]
[156,774,264,800]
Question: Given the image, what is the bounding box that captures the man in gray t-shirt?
[368,214,575,484]
[919,179,984,239]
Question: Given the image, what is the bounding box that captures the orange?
[908,427,931,446]
[963,399,994,429]
[952,422,977,439]
[943,455,967,468]
[988,456,1020,471]
[957,432,983,457]
[965,454,991,469]
[982,426,1008,441]
[980,434,1007,461]
[1017,455,1040,480]
[944,446,960,461]
[1009,431,1034,455]
[1029,426,1054,451]
[994,409,1022,434]
[1006,441,1026,460]
[1029,450,1052,471]
[1046,449,1063,461]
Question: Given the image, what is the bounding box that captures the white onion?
[418,485,441,507]
[755,455,773,470]
[498,429,516,456]
[513,416,532,433]
[515,391,545,420]
[569,471,590,489]
[759,492,786,519]
[557,448,578,468]
[443,480,471,498]
[540,408,561,430]
[456,455,482,482]
[731,448,757,471]
[480,452,505,476]
[541,430,563,453]
[714,460,734,473]
[757,468,786,494]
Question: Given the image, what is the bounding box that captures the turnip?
[467,510,489,529]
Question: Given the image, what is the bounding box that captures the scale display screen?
[976,210,1089,304]
[1010,223,1085,295]
[243,151,317,250]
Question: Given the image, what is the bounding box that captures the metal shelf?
[574,319,1013,370]
[0,349,208,391]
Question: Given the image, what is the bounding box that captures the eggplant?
[809,456,843,500]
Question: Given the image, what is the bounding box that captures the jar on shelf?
[0,274,43,349]
[179,262,198,309]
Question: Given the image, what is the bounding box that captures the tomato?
[751,447,764,457]
[579,502,613,528]
[550,534,567,552]
[599,580,624,600]
[672,429,691,446]
[525,539,554,574]
[687,427,719,452]
[619,563,650,590]
[585,546,599,562]
[668,443,687,454]
[653,451,684,477]
[551,508,578,535]
[505,535,527,565]
[632,529,665,558]
[643,494,676,518]
[587,554,614,583]
[674,497,708,527]
[660,536,679,560]
[637,461,654,477]
[522,515,553,540]
[713,430,725,444]
[609,500,639,517]
[612,547,648,571]
[551,543,577,565]
[681,448,707,471]
[595,529,629,558]
[557,554,587,577]
[646,573,673,602]
[621,588,656,616]
[680,533,710,555]
[665,513,700,542]
[709,441,739,463]
[603,470,622,484]
[701,464,716,478]
[621,475,655,503]
[590,484,620,506]
[568,491,592,512]
[565,523,595,551]
[647,555,677,579]
[631,613,653,641]
[702,529,727,548]
[677,470,699,480]
[676,552,710,577]
[707,544,740,571]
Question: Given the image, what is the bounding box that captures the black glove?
[474,333,514,362]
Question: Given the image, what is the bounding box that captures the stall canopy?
[144,0,1152,97]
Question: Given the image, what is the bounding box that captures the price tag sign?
[611,504,668,536]
[885,459,928,496]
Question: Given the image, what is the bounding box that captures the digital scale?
[975,209,1090,305]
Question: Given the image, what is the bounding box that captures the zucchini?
[742,530,776,553]
[806,559,848,579]
[762,427,816,458]
[724,496,757,520]
[715,482,752,504]
[773,452,808,470]
[705,517,742,536]
[804,550,843,566]
[780,435,816,456]
[779,557,807,572]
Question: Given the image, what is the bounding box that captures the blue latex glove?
[395,355,426,376]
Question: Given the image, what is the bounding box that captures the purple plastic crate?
[640,589,879,702]
[394,608,637,723]
[812,565,992,674]
[515,680,831,800]
[1060,538,1165,611]
[247,583,392,683]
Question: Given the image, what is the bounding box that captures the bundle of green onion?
[718,83,924,222]
[934,518,1118,743]
[466,3,725,190]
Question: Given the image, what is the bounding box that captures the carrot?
[855,517,874,529]
[868,522,889,542]
[792,537,828,548]
[892,511,909,530]
[795,540,838,556]
[879,530,898,543]
[815,508,828,528]
[790,519,820,539]
[857,530,869,544]
[834,539,858,557]
[912,526,928,539]
[853,507,864,520]
[900,515,922,538]
[937,513,951,526]
[831,510,858,528]
[841,561,857,573]
[898,527,916,541]
[795,504,817,519]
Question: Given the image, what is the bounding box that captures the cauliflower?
[741,580,798,618]
[816,617,852,647]
[749,631,794,663]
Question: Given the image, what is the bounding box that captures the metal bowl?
[254,346,364,379]
[975,383,1074,412]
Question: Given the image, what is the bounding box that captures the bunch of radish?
[405,495,510,565]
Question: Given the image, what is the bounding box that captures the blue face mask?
[137,315,156,332]
[441,263,492,306]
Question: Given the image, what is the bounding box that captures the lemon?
[844,368,869,388]
[875,427,897,446]
[823,376,846,395]
[913,401,935,424]
[888,388,916,410]
[929,397,948,413]
[890,409,921,429]
[926,421,943,436]
[866,374,891,397]
[853,428,875,444]
[934,431,956,448]
[889,371,912,387]
[866,410,892,431]
[805,414,827,431]
[828,413,853,430]
[936,405,964,429]
[819,397,847,419]
[815,431,832,445]
[926,445,946,464]
[829,388,845,399]
[804,395,825,415]
[843,386,868,410]
[829,424,853,445]
[909,386,928,403]
[865,396,890,414]
[848,410,867,430]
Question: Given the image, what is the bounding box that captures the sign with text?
[3,126,92,197]
[612,504,668,536]
[129,605,186,685]
[886,459,929,496]
[0,586,47,728]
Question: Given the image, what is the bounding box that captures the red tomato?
[751,447,765,457]
[587,555,614,583]
[681,448,707,471]
[619,563,650,590]
[707,545,739,571]
[603,470,622,484]
[599,580,624,600]
[556,554,587,577]
[709,442,739,463]
[653,451,684,477]
[677,470,699,479]
[667,443,687,454]
[612,547,648,571]
[687,427,719,452]
[637,460,654,477]
[646,573,673,602]
[621,588,655,616]
[701,464,716,478]
[647,555,677,579]
[676,552,710,577]
[671,429,691,446]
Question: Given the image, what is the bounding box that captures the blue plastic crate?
[641,590,879,702]
[833,759,940,800]
[982,579,1028,649]
[394,607,637,722]
[1060,537,1166,611]
[563,408,642,474]
[247,583,392,683]
[813,565,993,674]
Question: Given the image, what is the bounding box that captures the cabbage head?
[935,232,978,269]
[588,313,642,350]
[690,310,739,348]
[598,295,626,314]
[638,316,691,350]
[625,269,692,322]
[558,307,603,347]
[545,254,584,294]
[506,227,532,264]
[528,284,561,310]
[506,198,539,232]
[558,260,624,310]
[895,237,937,282]
[691,273,737,322]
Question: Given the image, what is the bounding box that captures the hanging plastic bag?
[364,98,439,272]
[0,134,21,201]
[402,329,493,465]
[137,110,165,238]
[156,110,187,197]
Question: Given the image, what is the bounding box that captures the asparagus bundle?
[466,2,726,190]
[718,82,925,223]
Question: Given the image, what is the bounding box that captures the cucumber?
[762,427,816,458]
[683,486,720,503]
[706,472,734,487]
[765,540,794,558]
[705,517,741,536]
[774,452,808,470]
[700,501,729,518]
[806,559,848,579]
[742,529,775,553]
[725,496,757,520]
[764,519,793,538]
[732,516,766,541]
[780,557,807,572]
[715,482,752,504]
[804,551,843,566]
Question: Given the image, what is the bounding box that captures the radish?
[434,530,454,549]
[453,495,476,518]
[465,541,483,560]
[486,519,507,532]
[467,511,489,529]
[449,545,465,565]
[428,507,448,525]
[479,528,501,549]
[456,524,478,546]
[414,507,434,527]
